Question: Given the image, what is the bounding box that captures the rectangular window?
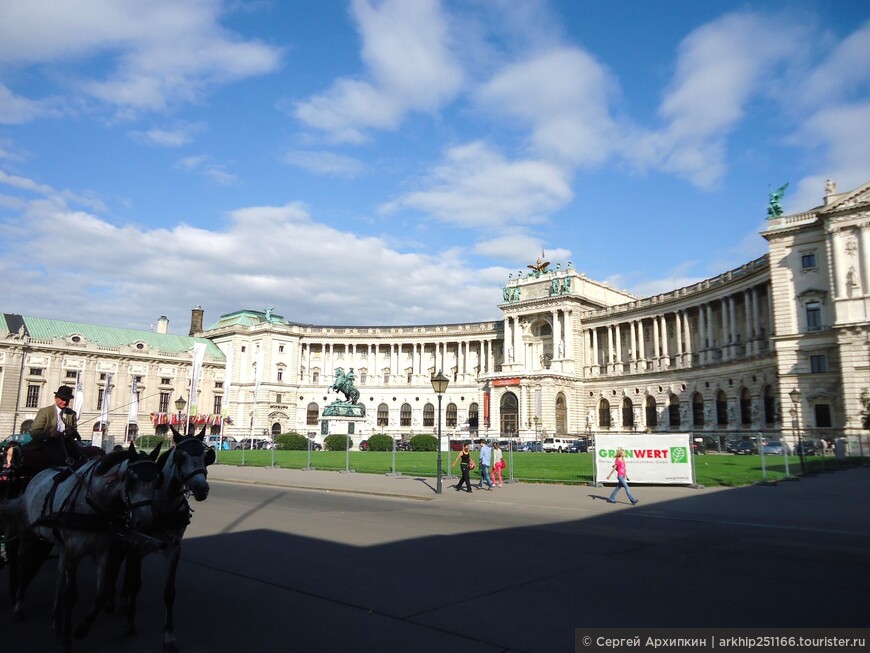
[213,395,222,415]
[801,253,817,269]
[215,382,223,389]
[241,346,246,352]
[806,302,822,331]
[161,377,171,385]
[278,345,284,353]
[810,355,828,373]
[275,393,282,403]
[26,385,40,408]
[65,370,77,379]
[277,369,283,381]
[98,388,105,410]
[815,403,832,428]
[384,373,390,385]
[360,371,367,384]
[159,392,170,413]
[29,368,43,376]
[100,373,107,381]
[312,371,319,383]
[134,375,142,383]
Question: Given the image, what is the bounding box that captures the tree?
[861,389,870,430]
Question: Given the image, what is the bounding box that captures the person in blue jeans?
[477,439,493,490]
[607,447,638,505]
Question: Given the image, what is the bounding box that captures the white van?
[542,437,573,453]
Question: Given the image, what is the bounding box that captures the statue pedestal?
[320,413,366,473]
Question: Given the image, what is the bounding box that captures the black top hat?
[55,386,75,401]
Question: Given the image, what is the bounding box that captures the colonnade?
[583,284,772,377]
[298,338,497,384]
[503,308,574,370]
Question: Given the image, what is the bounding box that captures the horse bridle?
[170,439,214,496]
[86,457,161,527]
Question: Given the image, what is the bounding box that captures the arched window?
[716,391,728,425]
[306,402,319,426]
[500,392,518,435]
[423,403,435,427]
[692,393,705,426]
[377,403,389,427]
[446,403,457,427]
[740,388,751,425]
[467,403,479,430]
[668,395,680,427]
[272,422,281,435]
[400,403,412,427]
[598,399,611,427]
[763,385,775,424]
[555,393,567,434]
[622,398,634,428]
[645,396,657,428]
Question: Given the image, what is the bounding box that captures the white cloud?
[0,0,282,117]
[174,155,237,185]
[293,0,463,143]
[130,125,202,147]
[380,141,573,228]
[477,47,619,168]
[281,150,366,178]
[629,13,803,189]
[0,194,501,328]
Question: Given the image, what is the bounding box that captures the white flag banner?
[222,347,234,418]
[188,342,207,416]
[254,348,263,396]
[100,373,113,429]
[594,433,695,485]
[127,378,139,422]
[74,371,85,420]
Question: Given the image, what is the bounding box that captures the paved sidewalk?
[206,462,870,533]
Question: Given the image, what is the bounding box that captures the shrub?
[410,434,437,451]
[324,433,352,451]
[275,432,313,451]
[367,434,394,451]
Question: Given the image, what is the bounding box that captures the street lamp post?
[431,371,450,494]
[789,388,806,476]
[175,396,187,435]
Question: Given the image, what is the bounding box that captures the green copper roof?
[4,313,224,359]
[207,309,287,330]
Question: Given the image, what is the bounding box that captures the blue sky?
[1,0,868,331]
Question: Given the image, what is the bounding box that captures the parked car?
[206,435,239,450]
[733,440,758,455]
[542,437,573,453]
[725,439,742,454]
[525,441,543,452]
[238,437,272,450]
[566,439,589,453]
[794,441,817,456]
[762,440,791,456]
[394,439,411,451]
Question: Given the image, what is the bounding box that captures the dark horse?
[113,425,214,653]
[12,443,162,651]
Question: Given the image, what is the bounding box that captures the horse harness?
[34,457,160,543]
[153,441,214,530]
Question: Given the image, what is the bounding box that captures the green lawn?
[212,450,862,487]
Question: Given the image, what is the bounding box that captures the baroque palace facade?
[2,180,868,452]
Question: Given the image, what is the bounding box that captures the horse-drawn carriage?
[0,426,215,652]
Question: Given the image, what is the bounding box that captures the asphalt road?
[2,466,869,653]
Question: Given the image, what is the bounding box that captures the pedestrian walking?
[477,439,494,490]
[451,443,473,492]
[607,447,638,505]
[491,441,504,487]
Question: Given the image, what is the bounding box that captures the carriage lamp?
[431,372,450,494]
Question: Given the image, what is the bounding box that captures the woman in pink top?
[606,447,638,505]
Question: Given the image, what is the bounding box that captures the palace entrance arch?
[500,392,518,437]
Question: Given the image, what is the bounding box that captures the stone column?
[751,286,761,355]
[675,311,683,367]
[698,303,707,365]
[592,327,599,374]
[607,325,614,373]
[652,317,660,370]
[660,315,669,369]
[706,304,715,361]
[720,298,729,362]
[614,323,623,369]
[729,296,738,358]
[637,319,646,371]
[682,311,692,366]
